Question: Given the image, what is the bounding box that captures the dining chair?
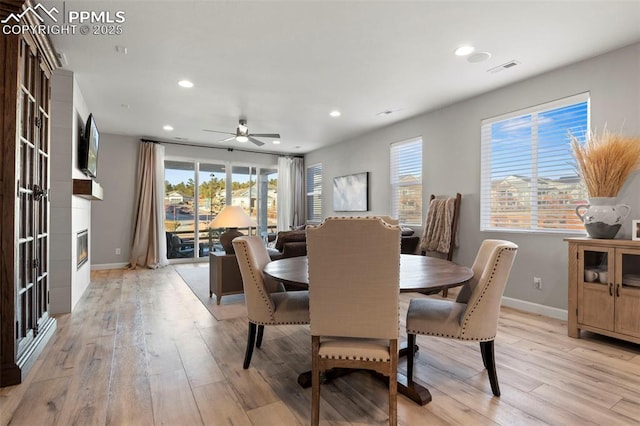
[406,239,518,397]
[306,217,401,426]
[419,193,462,297]
[232,236,310,369]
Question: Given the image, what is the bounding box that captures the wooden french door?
[15,35,51,358]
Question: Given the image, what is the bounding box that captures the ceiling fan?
[203,118,280,146]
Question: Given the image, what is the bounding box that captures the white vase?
[575,197,631,239]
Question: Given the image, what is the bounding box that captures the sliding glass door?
[164,160,276,260]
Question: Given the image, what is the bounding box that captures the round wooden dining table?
[263,253,474,405]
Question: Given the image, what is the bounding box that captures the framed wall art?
[333,172,369,212]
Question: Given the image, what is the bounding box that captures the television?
[79,113,99,178]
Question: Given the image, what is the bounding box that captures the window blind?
[306,163,322,222]
[480,93,590,233]
[390,138,422,226]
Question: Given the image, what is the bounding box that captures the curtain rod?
[140,138,303,158]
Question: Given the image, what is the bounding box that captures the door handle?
[616,283,620,298]
[609,282,613,296]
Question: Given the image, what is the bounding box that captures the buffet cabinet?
[566,238,640,344]
[1,1,59,386]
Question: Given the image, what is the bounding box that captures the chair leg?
[389,340,398,426]
[441,288,448,298]
[243,322,257,369]
[406,333,416,382]
[480,341,488,369]
[480,340,500,396]
[256,325,265,348]
[311,336,321,426]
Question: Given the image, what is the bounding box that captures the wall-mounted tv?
[78,113,99,178]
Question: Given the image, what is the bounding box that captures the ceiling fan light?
[236,135,249,143]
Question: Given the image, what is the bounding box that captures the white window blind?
[390,138,422,226]
[306,163,322,222]
[480,93,590,233]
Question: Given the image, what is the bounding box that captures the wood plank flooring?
[1,265,640,425]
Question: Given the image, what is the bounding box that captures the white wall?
[306,43,640,314]
[91,138,279,267]
[50,69,92,314]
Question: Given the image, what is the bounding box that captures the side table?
[209,252,244,305]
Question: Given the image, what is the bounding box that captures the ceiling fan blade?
[250,133,280,138]
[217,136,235,143]
[203,129,235,135]
[248,136,265,146]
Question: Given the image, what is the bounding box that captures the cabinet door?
[578,246,614,331]
[614,248,640,338]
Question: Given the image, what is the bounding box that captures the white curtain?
[277,156,305,230]
[128,141,168,269]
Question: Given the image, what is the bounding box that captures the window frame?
[390,137,423,226]
[480,92,590,234]
[306,163,323,223]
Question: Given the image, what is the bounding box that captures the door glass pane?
[258,168,277,239]
[164,161,195,259]
[621,253,640,288]
[231,165,257,235]
[198,163,226,256]
[583,250,608,284]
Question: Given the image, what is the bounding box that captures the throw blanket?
[420,198,455,254]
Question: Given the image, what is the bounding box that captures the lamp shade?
[210,205,256,229]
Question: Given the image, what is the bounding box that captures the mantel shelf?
[73,179,104,200]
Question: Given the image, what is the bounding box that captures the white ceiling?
[48,1,640,154]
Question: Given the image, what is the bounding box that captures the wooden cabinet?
[209,252,244,305]
[566,238,640,344]
[1,1,58,386]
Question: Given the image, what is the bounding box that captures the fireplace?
[77,230,88,269]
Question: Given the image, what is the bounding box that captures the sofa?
[266,226,420,260]
[267,230,308,260]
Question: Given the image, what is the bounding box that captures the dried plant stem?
[571,130,640,198]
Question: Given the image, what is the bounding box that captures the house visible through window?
[390,138,422,226]
[480,93,589,232]
[306,163,322,222]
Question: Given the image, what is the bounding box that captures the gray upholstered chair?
[232,236,310,369]
[406,239,518,396]
[306,217,401,426]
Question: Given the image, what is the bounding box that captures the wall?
[50,70,91,314]
[306,43,640,317]
[91,138,279,267]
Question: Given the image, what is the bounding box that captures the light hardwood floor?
[1,265,640,425]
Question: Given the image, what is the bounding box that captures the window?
[480,93,589,232]
[390,138,422,225]
[306,163,322,222]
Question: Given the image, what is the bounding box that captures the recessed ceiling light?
[329,110,341,117]
[178,80,194,88]
[272,140,281,144]
[468,51,492,63]
[454,45,475,56]
[163,125,174,131]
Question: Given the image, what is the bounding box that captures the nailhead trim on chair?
[319,355,391,362]
[460,246,516,339]
[406,246,517,342]
[235,239,276,322]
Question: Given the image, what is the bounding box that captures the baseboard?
[501,296,568,321]
[91,262,128,270]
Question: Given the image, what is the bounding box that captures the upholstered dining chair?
[406,239,518,397]
[306,217,401,426]
[232,236,310,369]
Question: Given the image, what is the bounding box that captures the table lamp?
[210,205,256,254]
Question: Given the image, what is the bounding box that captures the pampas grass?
[571,130,640,198]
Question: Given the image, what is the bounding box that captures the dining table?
[263,253,474,405]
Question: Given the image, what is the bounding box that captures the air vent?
[488,60,520,74]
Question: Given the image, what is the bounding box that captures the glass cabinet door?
[614,248,640,337]
[578,246,614,331]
